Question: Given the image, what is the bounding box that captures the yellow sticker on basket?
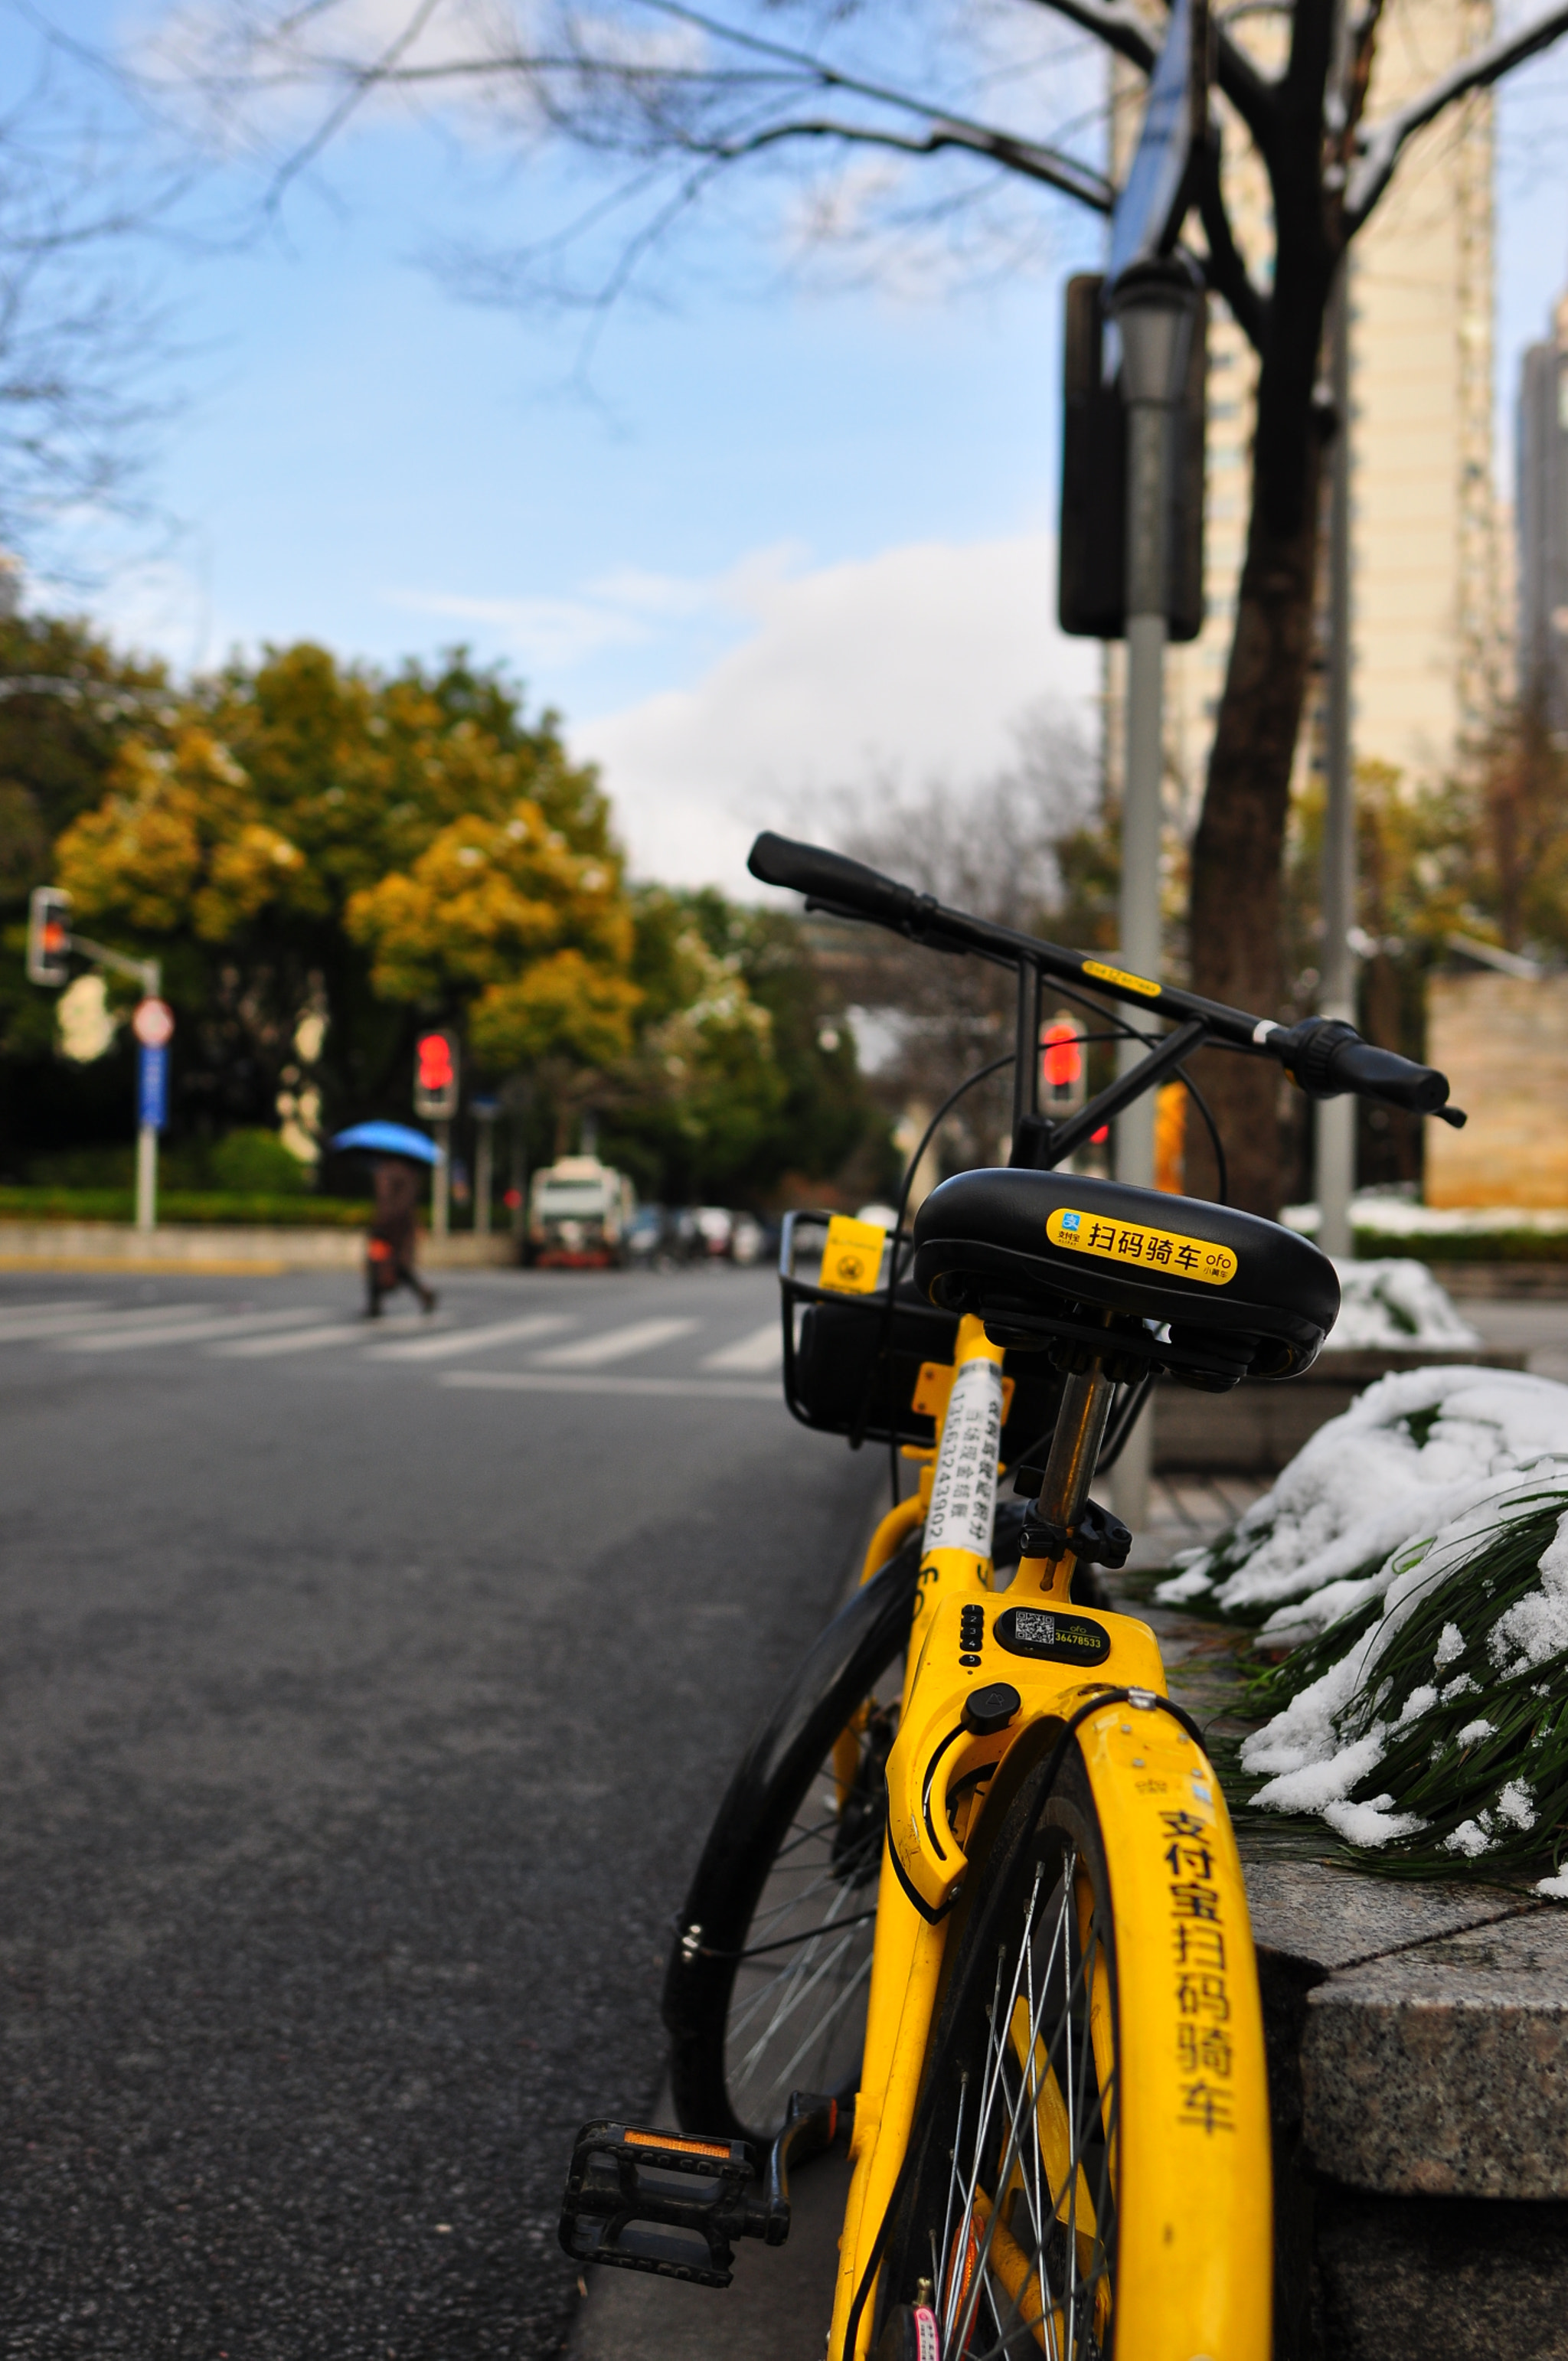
[1047,1207,1237,1286]
[1081,958,1161,998]
[819,1214,887,1295]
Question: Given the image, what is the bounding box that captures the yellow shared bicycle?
[560,833,1465,2360]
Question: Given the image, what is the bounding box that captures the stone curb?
[0,1220,516,1272]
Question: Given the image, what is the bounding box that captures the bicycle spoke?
[930,1835,1115,2361]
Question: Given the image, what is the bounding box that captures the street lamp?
[1103,254,1204,1533]
[1103,253,1204,1189]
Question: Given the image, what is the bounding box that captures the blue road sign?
[138,1043,169,1132]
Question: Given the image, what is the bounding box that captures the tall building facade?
[1518,294,1568,732]
[1106,0,1502,823]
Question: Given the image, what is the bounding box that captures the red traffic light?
[26,886,72,987]
[1041,1020,1083,1092]
[413,1027,460,1118]
[416,1034,453,1095]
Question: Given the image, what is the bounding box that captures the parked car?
[526,1158,636,1267]
[623,1203,668,1264]
[729,1212,766,1265]
[693,1207,734,1260]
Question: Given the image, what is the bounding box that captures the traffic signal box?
[26,887,71,987]
[413,1028,461,1120]
[1058,273,1207,642]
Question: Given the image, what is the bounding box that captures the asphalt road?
[0,1264,880,2359]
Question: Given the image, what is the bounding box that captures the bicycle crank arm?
[558,2092,844,2287]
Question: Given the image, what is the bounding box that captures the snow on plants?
[1237,1470,1568,1883]
[1155,1366,1568,1636]
[1154,1359,1568,1883]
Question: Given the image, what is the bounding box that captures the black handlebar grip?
[1325,1036,1450,1115]
[1273,1017,1449,1115]
[747,832,927,929]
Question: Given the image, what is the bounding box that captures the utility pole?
[472,1098,498,1239]
[1316,258,1358,1261]
[1105,259,1204,1531]
[1107,258,1204,1185]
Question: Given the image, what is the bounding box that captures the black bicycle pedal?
[558,2094,842,2288]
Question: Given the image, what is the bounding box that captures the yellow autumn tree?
[345,801,641,1075]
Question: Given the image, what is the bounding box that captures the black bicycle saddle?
[911,1169,1340,1389]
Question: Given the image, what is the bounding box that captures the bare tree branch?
[1194,140,1269,348]
[702,116,1112,207]
[1014,0,1156,73]
[1347,0,1568,226]
[289,0,1115,215]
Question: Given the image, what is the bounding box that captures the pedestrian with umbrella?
[329,1123,442,1318]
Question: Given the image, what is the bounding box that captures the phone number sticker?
[1046,1207,1237,1287]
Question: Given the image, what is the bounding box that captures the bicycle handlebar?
[1270,1019,1450,1116]
[750,830,1465,1126]
[747,832,932,932]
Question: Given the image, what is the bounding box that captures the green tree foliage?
[51,642,609,1141]
[18,620,877,1206]
[603,888,885,1205]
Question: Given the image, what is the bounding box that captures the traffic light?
[26,886,71,986]
[1058,273,1206,642]
[413,1027,460,1119]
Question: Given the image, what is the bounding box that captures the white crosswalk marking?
[530,1316,698,1370]
[210,1322,369,1359]
[442,1370,779,1402]
[0,1301,110,1340]
[364,1312,576,1364]
[60,1308,323,1354]
[699,1320,782,1373]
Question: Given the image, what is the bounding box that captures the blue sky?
[7,2,1568,892]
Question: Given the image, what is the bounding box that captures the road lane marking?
[530,1316,698,1369]
[700,1321,782,1373]
[209,1322,370,1358]
[0,1301,112,1340]
[440,1370,779,1402]
[364,1313,576,1363]
[59,1308,325,1353]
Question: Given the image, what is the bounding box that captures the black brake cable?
[1175,1063,1228,1205]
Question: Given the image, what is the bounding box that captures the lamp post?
[1104,257,1204,1531]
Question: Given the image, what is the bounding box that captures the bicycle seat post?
[1025,1350,1116,1597]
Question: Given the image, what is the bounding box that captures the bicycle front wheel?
[877,1713,1270,2361]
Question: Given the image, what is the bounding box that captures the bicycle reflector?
[412,1027,459,1119]
[26,886,71,987]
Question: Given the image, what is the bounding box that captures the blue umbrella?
[328,1121,443,1165]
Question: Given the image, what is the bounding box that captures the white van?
[526,1158,637,1267]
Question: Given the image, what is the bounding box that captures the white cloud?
[382,542,804,668]
[567,532,1099,890]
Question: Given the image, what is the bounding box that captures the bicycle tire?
[875,1715,1270,2360]
[662,1533,920,2146]
[662,1501,1036,2149]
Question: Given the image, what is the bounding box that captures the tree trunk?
[1187,402,1327,1215]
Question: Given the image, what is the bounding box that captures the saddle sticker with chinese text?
[1045,1207,1237,1287]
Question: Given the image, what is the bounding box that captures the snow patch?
[1326,1259,1481,1351]
[1155,1367,1568,1624]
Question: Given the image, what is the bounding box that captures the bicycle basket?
[779,1211,1064,1458]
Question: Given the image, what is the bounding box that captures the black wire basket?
[778,1210,1066,1458]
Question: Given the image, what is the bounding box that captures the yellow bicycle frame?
[828,1314,1272,2361]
